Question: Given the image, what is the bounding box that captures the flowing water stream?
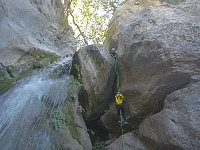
[0,57,72,150]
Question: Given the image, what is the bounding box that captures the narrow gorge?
[0,0,200,150]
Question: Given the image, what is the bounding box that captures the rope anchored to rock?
[111,48,126,149]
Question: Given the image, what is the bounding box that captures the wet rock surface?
[0,0,77,93]
[0,58,92,150]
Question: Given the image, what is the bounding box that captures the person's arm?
[122,94,126,106]
[114,95,117,104]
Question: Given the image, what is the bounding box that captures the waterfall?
[0,56,72,150]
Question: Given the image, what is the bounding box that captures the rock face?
[0,0,77,93]
[139,82,200,150]
[106,132,150,150]
[71,45,115,122]
[0,0,76,66]
[104,0,200,149]
[106,0,200,120]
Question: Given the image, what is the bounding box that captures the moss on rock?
[160,0,185,4]
[0,65,16,92]
[29,49,60,69]
[69,126,81,144]
[0,78,16,92]
[0,49,60,94]
[49,107,65,130]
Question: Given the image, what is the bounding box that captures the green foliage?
[0,78,16,92]
[50,54,60,63]
[62,75,84,144]
[78,105,85,113]
[62,25,74,36]
[160,0,185,4]
[49,107,65,130]
[92,141,105,150]
[32,61,43,69]
[74,64,80,73]
[66,76,83,102]
[66,0,125,46]
[29,51,47,60]
[30,50,60,69]
[87,128,94,136]
[64,107,81,144]
[73,64,82,83]
[69,126,81,144]
[67,94,75,102]
[0,50,59,93]
[0,68,15,92]
[0,65,33,93]
[74,78,83,89]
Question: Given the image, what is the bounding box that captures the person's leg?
[121,106,127,122]
[116,105,121,122]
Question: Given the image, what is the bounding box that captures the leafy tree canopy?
[63,0,125,47]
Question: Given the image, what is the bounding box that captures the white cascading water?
[0,56,72,150]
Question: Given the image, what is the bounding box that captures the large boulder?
[106,132,151,150]
[71,45,115,122]
[105,0,200,124]
[139,81,200,149]
[100,103,133,136]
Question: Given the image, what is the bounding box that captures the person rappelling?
[115,91,128,125]
[110,47,128,125]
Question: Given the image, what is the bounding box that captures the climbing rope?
[120,111,125,149]
[114,57,121,92]
[114,54,124,149]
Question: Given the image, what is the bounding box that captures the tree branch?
[69,9,88,45]
[66,0,88,45]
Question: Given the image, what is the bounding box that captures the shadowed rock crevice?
[78,88,89,116]
[87,118,109,143]
[146,71,192,114]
